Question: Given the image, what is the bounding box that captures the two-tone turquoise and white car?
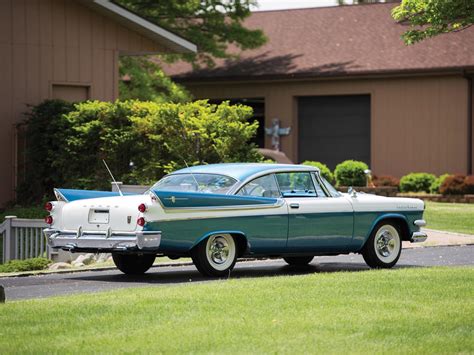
[44,163,427,276]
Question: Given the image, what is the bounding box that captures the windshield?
[320,176,342,197]
[151,173,237,194]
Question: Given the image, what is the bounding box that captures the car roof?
[171,163,319,181]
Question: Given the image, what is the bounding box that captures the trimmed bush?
[334,160,368,187]
[373,175,400,188]
[18,100,262,201]
[0,257,51,273]
[301,161,334,182]
[439,174,469,195]
[399,172,436,193]
[430,173,451,194]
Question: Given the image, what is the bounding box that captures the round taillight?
[45,202,53,212]
[45,216,53,224]
[137,217,145,226]
[138,203,147,213]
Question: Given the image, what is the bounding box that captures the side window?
[237,174,281,198]
[275,172,316,197]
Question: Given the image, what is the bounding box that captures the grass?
[0,267,473,354]
[424,201,474,235]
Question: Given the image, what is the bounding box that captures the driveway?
[1,245,473,301]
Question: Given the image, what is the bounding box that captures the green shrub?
[18,100,262,200]
[0,257,51,273]
[334,160,368,187]
[301,161,334,182]
[439,174,466,195]
[373,175,399,188]
[399,172,436,193]
[429,174,451,194]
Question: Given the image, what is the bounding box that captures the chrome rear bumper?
[44,228,161,252]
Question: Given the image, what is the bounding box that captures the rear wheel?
[191,234,237,277]
[283,256,314,266]
[112,253,156,275]
[362,222,401,269]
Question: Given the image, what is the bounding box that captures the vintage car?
[44,163,427,276]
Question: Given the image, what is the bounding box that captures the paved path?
[1,245,473,301]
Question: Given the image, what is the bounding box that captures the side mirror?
[348,186,357,198]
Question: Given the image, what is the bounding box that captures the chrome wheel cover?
[206,234,236,271]
[374,225,400,263]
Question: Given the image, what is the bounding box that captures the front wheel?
[112,253,156,275]
[362,222,402,268]
[283,256,314,266]
[191,234,237,277]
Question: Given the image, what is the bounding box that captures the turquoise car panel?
[145,214,289,254]
[287,212,354,252]
[152,190,279,209]
[352,210,424,250]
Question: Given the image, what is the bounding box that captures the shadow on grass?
[65,260,420,286]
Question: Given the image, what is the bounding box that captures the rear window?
[151,174,237,194]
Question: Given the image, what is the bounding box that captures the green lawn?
[0,267,473,354]
[424,201,474,235]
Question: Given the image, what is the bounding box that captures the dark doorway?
[208,98,265,148]
[298,95,371,169]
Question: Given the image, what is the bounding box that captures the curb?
[422,228,474,238]
[0,261,194,279]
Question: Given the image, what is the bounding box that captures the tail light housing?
[45,202,53,212]
[137,217,145,226]
[138,203,147,213]
[45,215,53,224]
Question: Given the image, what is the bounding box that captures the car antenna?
[184,160,200,190]
[103,159,123,196]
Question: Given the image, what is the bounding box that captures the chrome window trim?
[229,167,319,195]
[273,171,318,198]
[235,173,282,198]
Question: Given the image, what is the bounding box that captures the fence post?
[3,216,17,263]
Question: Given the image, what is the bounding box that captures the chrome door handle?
[289,203,299,209]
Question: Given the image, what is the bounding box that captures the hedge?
[334,160,368,187]
[399,173,436,193]
[17,100,262,203]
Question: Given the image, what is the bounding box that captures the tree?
[392,0,474,44]
[115,0,267,101]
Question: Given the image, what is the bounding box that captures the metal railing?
[0,216,51,263]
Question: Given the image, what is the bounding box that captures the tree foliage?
[116,0,267,100]
[119,57,192,103]
[392,0,474,44]
[18,100,262,202]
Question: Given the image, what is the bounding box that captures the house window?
[52,84,90,102]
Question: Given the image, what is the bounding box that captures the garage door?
[298,95,370,170]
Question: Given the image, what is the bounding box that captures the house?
[0,0,196,207]
[164,3,474,178]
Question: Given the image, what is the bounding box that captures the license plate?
[88,209,110,224]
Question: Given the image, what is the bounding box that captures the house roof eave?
[82,0,197,54]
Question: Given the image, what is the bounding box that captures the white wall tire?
[362,222,402,268]
[192,234,237,277]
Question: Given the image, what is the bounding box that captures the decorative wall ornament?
[264,118,291,151]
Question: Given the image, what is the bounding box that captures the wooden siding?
[183,75,470,177]
[0,0,167,205]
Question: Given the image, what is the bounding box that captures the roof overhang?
[81,0,197,54]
